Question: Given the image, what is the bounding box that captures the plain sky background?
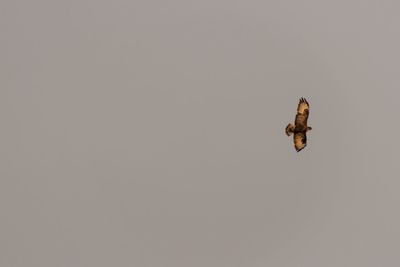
[1,0,400,266]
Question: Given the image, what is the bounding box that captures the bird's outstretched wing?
[294,131,307,152]
[295,98,310,129]
[297,97,309,114]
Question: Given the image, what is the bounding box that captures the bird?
[285,98,312,152]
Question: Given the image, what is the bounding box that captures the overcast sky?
[1,0,400,266]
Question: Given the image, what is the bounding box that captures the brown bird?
[285,98,312,152]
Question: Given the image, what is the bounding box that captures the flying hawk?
[285,98,312,152]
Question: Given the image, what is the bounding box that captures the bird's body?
[285,98,312,152]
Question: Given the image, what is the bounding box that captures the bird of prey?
[285,98,312,152]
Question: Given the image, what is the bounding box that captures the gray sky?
[1,0,400,266]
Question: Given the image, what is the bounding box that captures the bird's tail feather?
[285,123,294,136]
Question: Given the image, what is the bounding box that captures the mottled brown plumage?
[285,98,312,152]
